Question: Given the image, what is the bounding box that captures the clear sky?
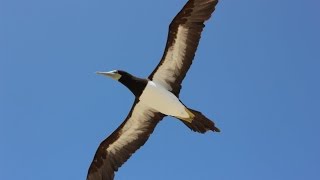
[1,0,320,179]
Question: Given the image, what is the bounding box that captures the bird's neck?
[119,76,148,97]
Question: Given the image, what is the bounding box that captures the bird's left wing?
[149,0,219,95]
[87,99,165,180]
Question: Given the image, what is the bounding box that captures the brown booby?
[87,0,220,179]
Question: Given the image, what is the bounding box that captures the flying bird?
[87,0,220,179]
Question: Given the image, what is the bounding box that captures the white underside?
[139,81,190,118]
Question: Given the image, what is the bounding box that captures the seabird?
[87,0,220,180]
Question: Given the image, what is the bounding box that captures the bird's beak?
[96,71,114,77]
[96,70,121,80]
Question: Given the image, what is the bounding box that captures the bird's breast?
[139,81,189,118]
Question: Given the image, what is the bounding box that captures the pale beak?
[96,70,121,80]
[96,71,114,77]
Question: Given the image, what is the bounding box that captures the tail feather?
[181,108,220,134]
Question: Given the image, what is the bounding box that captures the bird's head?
[96,70,131,81]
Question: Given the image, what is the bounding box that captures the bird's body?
[139,81,191,120]
[87,0,221,179]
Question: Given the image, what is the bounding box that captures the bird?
[87,0,220,180]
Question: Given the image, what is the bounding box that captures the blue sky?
[1,0,320,179]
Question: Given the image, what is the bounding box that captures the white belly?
[139,81,190,118]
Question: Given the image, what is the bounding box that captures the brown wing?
[87,99,165,180]
[149,0,219,95]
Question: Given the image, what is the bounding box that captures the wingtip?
[213,127,221,132]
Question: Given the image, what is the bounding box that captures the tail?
[180,108,220,134]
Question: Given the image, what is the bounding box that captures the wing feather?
[87,99,165,180]
[149,0,219,95]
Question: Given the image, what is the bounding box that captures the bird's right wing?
[87,99,165,180]
[149,0,219,96]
